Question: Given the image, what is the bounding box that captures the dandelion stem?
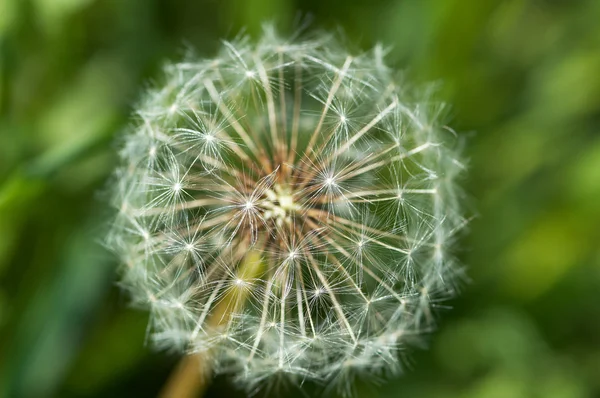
[159,353,209,398]
[160,248,265,398]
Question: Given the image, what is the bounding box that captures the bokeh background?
[1,0,599,397]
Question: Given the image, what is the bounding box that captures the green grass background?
[1,0,599,397]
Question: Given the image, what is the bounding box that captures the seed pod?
[107,27,467,392]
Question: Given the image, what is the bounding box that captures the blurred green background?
[1,0,599,397]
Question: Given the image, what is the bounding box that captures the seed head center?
[263,183,298,227]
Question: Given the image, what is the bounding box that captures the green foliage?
[1,0,599,397]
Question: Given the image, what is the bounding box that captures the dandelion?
[108,26,467,395]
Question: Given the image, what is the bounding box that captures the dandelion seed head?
[108,26,467,393]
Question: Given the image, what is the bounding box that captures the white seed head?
[108,27,467,392]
